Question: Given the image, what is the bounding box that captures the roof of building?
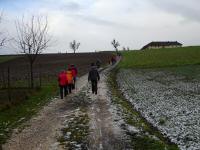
[141,41,182,50]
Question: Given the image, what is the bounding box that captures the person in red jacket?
[58,70,68,99]
[71,64,78,89]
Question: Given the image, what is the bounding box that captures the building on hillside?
[141,41,182,50]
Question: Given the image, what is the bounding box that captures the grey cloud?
[71,14,128,29]
[151,0,200,22]
[60,2,82,11]
[1,0,200,54]
[77,15,118,26]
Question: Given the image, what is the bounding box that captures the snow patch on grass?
[117,69,200,150]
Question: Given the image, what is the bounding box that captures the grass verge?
[58,108,89,149]
[108,69,179,150]
[0,83,58,145]
[57,90,91,149]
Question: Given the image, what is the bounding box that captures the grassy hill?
[0,55,19,63]
[119,46,200,68]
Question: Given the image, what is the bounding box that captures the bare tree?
[15,15,50,88]
[111,39,120,52]
[70,40,80,53]
[122,46,130,51]
[122,47,126,51]
[0,11,6,47]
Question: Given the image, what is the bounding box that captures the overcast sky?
[0,0,200,54]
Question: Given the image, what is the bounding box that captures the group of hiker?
[58,62,100,99]
[58,64,78,99]
[110,56,117,65]
[58,55,121,99]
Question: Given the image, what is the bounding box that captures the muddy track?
[2,75,88,150]
[2,61,128,150]
[2,96,74,150]
[87,66,129,150]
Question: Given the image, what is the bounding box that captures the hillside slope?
[119,46,200,68]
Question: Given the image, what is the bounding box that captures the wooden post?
[2,68,6,88]
[7,67,11,103]
[30,62,34,88]
[39,64,42,87]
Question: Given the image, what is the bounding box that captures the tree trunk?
[30,62,34,88]
[39,64,42,88]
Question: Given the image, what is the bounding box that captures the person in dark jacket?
[88,63,100,94]
[96,59,101,68]
[111,56,116,65]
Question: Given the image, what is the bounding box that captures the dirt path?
[87,66,128,150]
[2,75,88,150]
[3,62,128,150]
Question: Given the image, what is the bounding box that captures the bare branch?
[15,15,51,88]
[16,15,50,56]
[111,39,120,52]
[0,11,6,47]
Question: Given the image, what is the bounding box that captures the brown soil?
[0,52,113,80]
[0,52,113,109]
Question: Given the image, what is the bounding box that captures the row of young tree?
[111,39,130,52]
[69,39,129,53]
[0,13,130,89]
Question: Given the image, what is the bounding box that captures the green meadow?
[0,56,18,63]
[0,84,58,144]
[119,46,200,68]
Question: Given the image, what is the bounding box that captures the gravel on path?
[87,64,129,150]
[2,74,88,150]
